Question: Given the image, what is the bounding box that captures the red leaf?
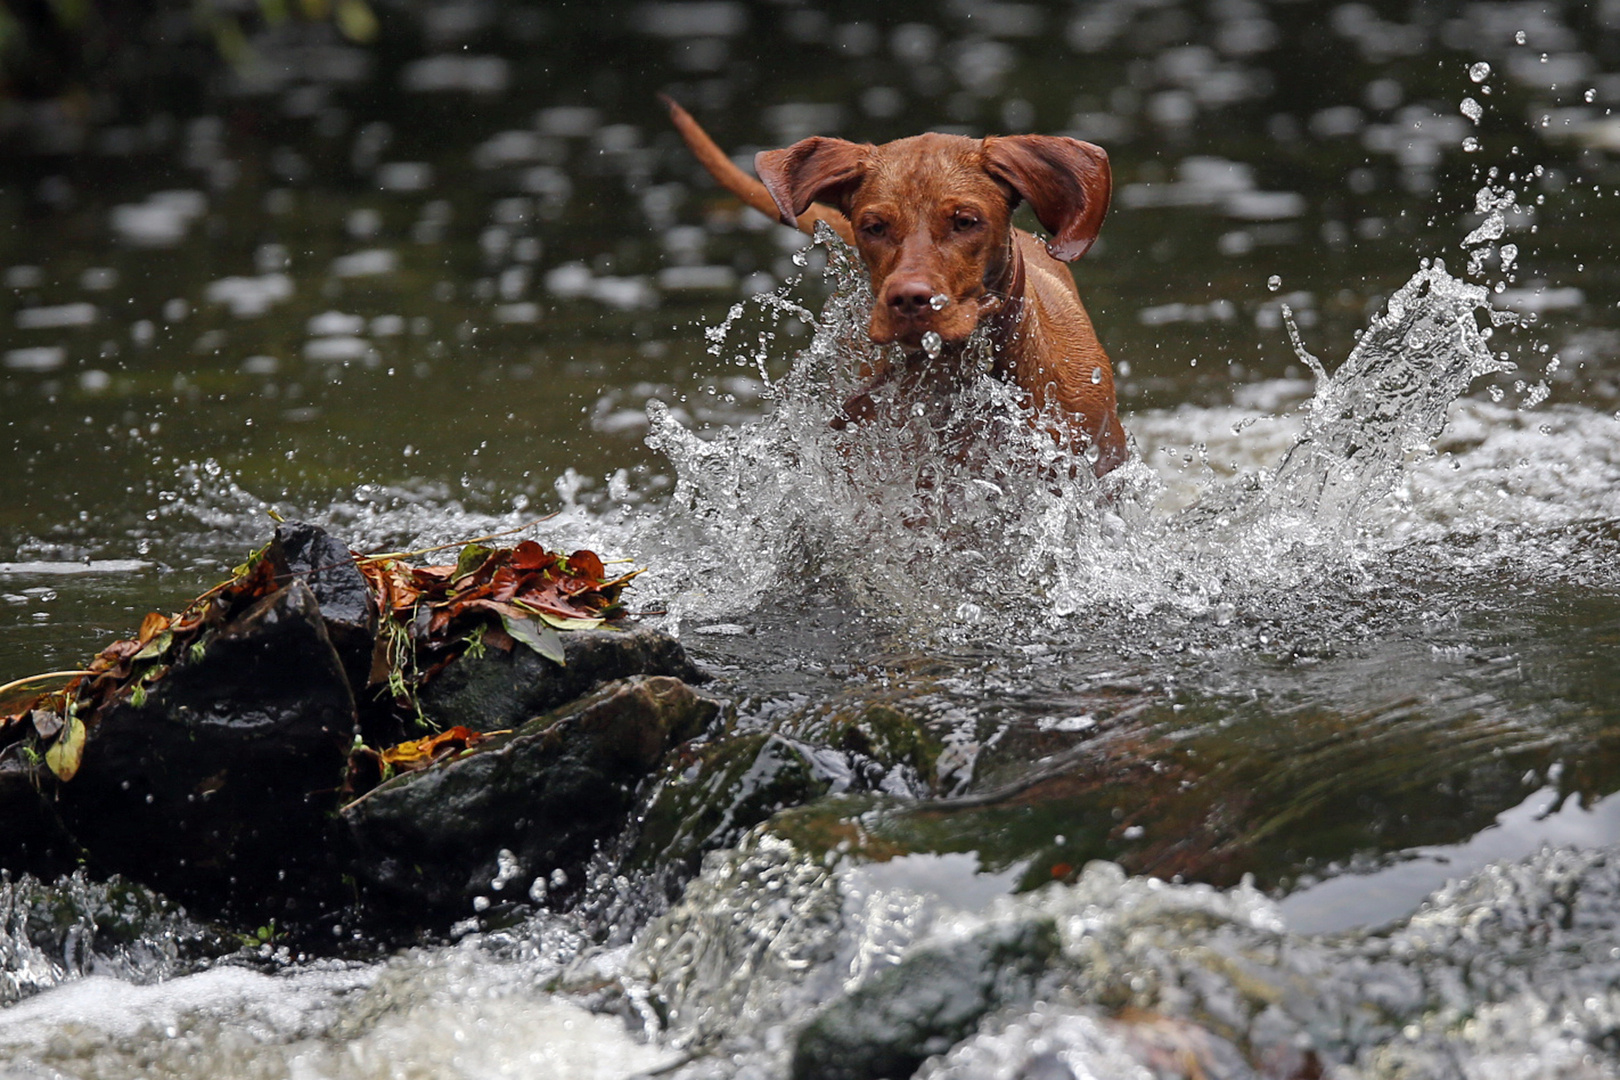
[511,540,553,572]
[566,550,606,581]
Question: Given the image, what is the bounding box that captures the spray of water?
[637,222,1520,639]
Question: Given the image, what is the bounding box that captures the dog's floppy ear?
[982,136,1111,262]
[755,138,869,228]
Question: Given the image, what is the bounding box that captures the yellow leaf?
[536,612,604,631]
[45,712,86,782]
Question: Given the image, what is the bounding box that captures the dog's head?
[755,132,1110,353]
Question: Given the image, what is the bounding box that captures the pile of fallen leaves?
[362,538,636,670]
[0,534,637,786]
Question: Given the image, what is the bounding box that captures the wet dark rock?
[0,765,76,879]
[60,580,357,908]
[346,674,719,915]
[417,625,705,734]
[630,703,941,891]
[631,732,834,884]
[265,520,376,693]
[791,915,1062,1080]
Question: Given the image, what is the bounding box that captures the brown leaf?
[481,624,515,652]
[566,550,606,581]
[511,540,553,572]
[137,611,170,645]
[490,566,521,603]
[30,709,62,740]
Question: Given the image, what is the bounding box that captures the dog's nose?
[885,280,936,319]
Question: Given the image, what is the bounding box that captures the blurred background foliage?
[0,0,376,102]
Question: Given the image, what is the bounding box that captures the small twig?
[0,670,92,702]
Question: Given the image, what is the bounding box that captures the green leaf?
[454,543,495,581]
[230,542,270,579]
[45,711,86,782]
[501,613,565,665]
[536,611,604,631]
[134,629,172,662]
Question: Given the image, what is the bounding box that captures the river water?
[3,1,1620,1077]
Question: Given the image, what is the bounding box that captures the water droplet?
[921,330,943,358]
[1461,97,1483,124]
[1469,61,1492,82]
[1090,366,1103,384]
[1499,243,1518,270]
[1514,30,1526,44]
[1586,88,1598,103]
[1463,136,1481,153]
[1267,275,1281,292]
[929,293,949,311]
[791,250,808,267]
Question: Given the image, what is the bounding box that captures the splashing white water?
[636,226,1523,638]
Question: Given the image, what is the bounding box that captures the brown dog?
[661,96,1128,476]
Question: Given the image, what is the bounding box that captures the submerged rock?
[630,703,943,892]
[0,870,230,1007]
[791,916,1061,1080]
[346,674,719,914]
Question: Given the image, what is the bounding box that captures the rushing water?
[5,0,1620,1076]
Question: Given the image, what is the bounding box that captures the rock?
[417,624,705,733]
[630,732,836,889]
[0,764,75,879]
[791,915,1062,1080]
[824,704,941,789]
[60,580,357,911]
[346,674,719,915]
[265,520,376,693]
[630,703,943,893]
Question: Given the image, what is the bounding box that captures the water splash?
[629,834,1620,1080]
[1192,259,1514,541]
[1,872,223,1007]
[639,226,1522,638]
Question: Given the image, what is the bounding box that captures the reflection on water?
[4,0,1620,1076]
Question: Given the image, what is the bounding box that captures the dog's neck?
[984,237,1027,348]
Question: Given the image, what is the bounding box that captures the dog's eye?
[953,214,980,232]
[861,220,888,238]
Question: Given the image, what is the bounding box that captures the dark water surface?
[4,1,1620,1076]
